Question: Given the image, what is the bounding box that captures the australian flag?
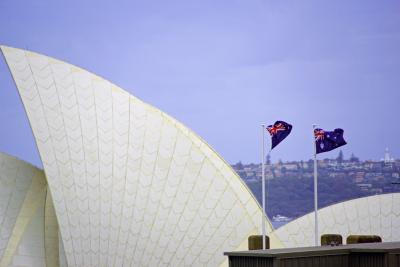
[267,121,293,150]
[314,128,347,154]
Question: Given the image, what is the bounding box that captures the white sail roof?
[0,152,63,267]
[1,46,275,267]
[272,193,400,248]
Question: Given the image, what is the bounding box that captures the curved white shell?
[1,46,274,267]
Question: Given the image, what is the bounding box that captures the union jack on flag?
[267,122,287,136]
[267,120,292,150]
[314,129,325,141]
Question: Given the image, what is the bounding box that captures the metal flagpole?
[261,124,266,249]
[313,124,319,246]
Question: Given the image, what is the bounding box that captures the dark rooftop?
[225,242,400,267]
[225,241,400,257]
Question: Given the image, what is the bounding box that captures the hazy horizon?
[1,0,399,167]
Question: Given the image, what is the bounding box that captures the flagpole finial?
[313,124,317,129]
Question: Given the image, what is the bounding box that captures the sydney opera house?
[0,46,399,266]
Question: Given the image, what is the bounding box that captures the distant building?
[354,172,365,183]
[383,148,395,164]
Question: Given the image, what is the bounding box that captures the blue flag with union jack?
[267,121,293,150]
[314,128,347,154]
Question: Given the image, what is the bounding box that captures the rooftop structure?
[225,242,400,267]
[0,152,65,267]
[0,46,278,266]
[272,193,400,248]
[1,45,399,266]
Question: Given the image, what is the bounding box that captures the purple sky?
[0,0,399,167]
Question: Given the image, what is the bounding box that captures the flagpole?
[261,124,266,249]
[313,124,319,246]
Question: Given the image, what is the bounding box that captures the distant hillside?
[232,155,400,220]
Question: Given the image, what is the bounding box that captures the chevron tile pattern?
[45,189,61,267]
[0,153,35,258]
[8,188,46,267]
[0,152,42,262]
[0,152,64,267]
[272,193,400,247]
[1,46,274,267]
